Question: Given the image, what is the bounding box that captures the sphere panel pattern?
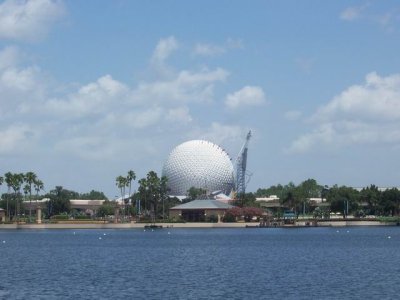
[162,140,235,196]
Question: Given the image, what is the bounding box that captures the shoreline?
[0,220,396,229]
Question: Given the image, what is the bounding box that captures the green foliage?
[137,171,169,220]
[187,187,207,200]
[206,215,218,223]
[327,185,359,215]
[74,215,92,220]
[97,200,115,217]
[45,186,73,217]
[52,215,69,220]
[222,212,236,223]
[80,190,108,200]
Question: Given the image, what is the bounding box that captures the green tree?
[327,185,359,217]
[187,186,207,200]
[116,175,128,220]
[97,200,115,219]
[127,170,136,199]
[295,179,322,215]
[137,171,169,221]
[24,171,37,221]
[381,188,400,216]
[80,190,108,200]
[4,172,13,219]
[34,179,44,198]
[359,185,381,215]
[46,186,74,217]
[126,170,136,217]
[10,173,24,221]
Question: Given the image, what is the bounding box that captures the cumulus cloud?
[0,35,258,167]
[0,46,20,69]
[340,4,399,31]
[133,67,229,105]
[287,72,400,153]
[151,36,179,65]
[0,0,65,42]
[166,107,192,123]
[314,72,400,122]
[0,124,37,154]
[0,47,47,116]
[197,122,246,146]
[193,38,243,57]
[193,43,225,56]
[225,86,266,109]
[45,75,129,117]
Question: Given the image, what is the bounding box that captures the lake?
[0,227,399,299]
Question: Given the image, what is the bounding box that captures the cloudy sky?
[1,0,400,198]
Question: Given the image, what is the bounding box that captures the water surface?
[0,227,399,299]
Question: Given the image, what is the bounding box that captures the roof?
[170,199,234,210]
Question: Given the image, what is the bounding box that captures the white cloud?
[193,38,244,57]
[0,124,37,154]
[127,107,163,129]
[0,0,65,42]
[193,43,225,56]
[151,36,179,65]
[225,85,266,109]
[340,5,367,21]
[0,46,20,69]
[133,67,229,105]
[166,107,192,123]
[0,47,46,116]
[288,72,400,153]
[45,75,129,117]
[197,122,246,146]
[314,72,400,122]
[340,4,399,32]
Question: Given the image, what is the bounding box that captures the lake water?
[0,227,399,299]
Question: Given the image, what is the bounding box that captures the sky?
[1,0,400,198]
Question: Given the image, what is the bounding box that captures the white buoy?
[103,233,106,236]
[347,230,350,233]
[336,230,339,233]
[73,232,76,235]
[388,236,391,239]
[99,237,102,240]
[2,240,5,243]
[168,232,171,235]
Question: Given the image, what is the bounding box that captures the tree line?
[0,172,44,221]
[255,179,400,217]
[2,171,399,222]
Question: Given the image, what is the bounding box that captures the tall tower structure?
[235,130,252,195]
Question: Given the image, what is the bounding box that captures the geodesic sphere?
[162,140,235,196]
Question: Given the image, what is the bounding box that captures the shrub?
[52,215,69,220]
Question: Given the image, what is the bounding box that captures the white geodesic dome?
[162,140,235,196]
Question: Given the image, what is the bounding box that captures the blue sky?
[1,0,400,198]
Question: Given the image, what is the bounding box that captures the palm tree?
[0,175,3,204]
[34,179,44,197]
[4,172,13,220]
[10,173,24,222]
[126,170,136,217]
[23,184,30,220]
[116,175,128,221]
[25,172,37,222]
